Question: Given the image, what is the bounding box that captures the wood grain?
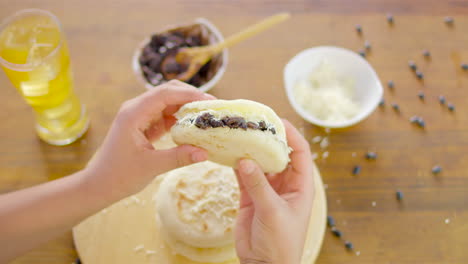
[1,0,468,263]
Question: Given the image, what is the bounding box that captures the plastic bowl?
[132,18,228,93]
[283,46,383,128]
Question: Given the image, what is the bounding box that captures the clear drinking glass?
[0,9,89,145]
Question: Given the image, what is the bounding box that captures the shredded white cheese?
[293,61,360,123]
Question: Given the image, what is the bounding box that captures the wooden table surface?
[2,0,468,263]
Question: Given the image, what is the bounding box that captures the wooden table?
[1,0,468,263]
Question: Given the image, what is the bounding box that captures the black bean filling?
[192,112,276,135]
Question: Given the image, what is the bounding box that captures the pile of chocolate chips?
[193,113,277,135]
[138,24,218,87]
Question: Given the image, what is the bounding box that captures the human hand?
[85,80,214,201]
[234,120,314,264]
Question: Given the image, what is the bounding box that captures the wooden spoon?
[161,13,291,82]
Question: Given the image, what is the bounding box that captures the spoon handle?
[210,13,291,54]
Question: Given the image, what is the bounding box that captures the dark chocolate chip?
[432,165,442,174]
[358,49,366,58]
[379,98,385,107]
[355,24,362,34]
[331,227,343,238]
[396,190,404,201]
[418,91,425,100]
[365,152,377,160]
[448,103,455,111]
[387,13,394,24]
[409,60,417,71]
[247,121,259,129]
[148,53,163,72]
[327,215,335,227]
[224,116,247,129]
[352,165,361,175]
[416,71,424,80]
[186,36,202,47]
[258,121,268,131]
[194,113,214,129]
[438,95,446,105]
[209,119,224,128]
[364,40,371,50]
[162,58,183,74]
[150,34,168,49]
[444,16,454,25]
[345,241,354,250]
[461,63,468,70]
[75,258,82,264]
[422,50,431,57]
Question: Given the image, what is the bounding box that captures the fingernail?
[191,151,207,162]
[241,160,255,175]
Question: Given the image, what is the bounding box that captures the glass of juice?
[0,9,89,145]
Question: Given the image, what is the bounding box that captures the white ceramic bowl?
[283,46,383,128]
[132,18,228,93]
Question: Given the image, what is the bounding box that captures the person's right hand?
[234,120,314,264]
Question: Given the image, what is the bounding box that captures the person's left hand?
[85,80,214,201]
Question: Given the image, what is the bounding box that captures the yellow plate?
[73,135,327,263]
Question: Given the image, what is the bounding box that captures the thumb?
[237,159,278,210]
[151,144,208,175]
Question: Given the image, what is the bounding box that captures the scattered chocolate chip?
[355,24,362,34]
[409,60,417,71]
[258,121,268,131]
[416,71,424,80]
[432,165,442,174]
[417,119,426,128]
[448,103,455,111]
[246,121,259,129]
[364,40,371,50]
[396,190,404,201]
[345,241,354,250]
[444,16,454,25]
[418,91,425,100]
[269,127,276,134]
[422,49,431,57]
[410,116,420,124]
[387,13,394,24]
[438,95,446,105]
[327,215,335,227]
[358,49,366,58]
[410,116,425,128]
[75,258,82,264]
[391,103,400,112]
[352,165,361,175]
[379,98,385,107]
[331,227,343,238]
[365,152,377,160]
[461,63,468,70]
[387,80,394,89]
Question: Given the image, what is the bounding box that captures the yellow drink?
[0,9,89,145]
